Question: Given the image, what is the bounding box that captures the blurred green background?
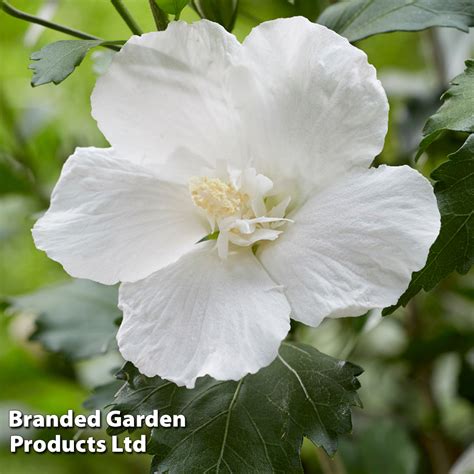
[0,1,473,473]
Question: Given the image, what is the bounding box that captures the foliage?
[29,40,104,86]
[0,1,473,473]
[385,58,474,314]
[419,60,474,152]
[193,0,239,31]
[109,343,362,471]
[83,380,124,411]
[319,0,474,42]
[154,0,189,16]
[9,280,120,360]
[385,135,474,314]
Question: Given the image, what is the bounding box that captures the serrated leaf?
[9,280,120,360]
[154,0,188,15]
[108,342,362,471]
[29,40,103,87]
[318,0,474,43]
[384,135,474,315]
[419,60,474,153]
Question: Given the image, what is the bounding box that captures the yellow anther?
[189,177,246,219]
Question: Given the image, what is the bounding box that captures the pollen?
[189,177,246,219]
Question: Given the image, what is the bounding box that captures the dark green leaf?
[109,343,362,471]
[29,40,103,87]
[154,0,188,15]
[384,135,474,314]
[318,0,474,43]
[193,0,239,31]
[419,60,474,153]
[83,380,124,411]
[149,0,170,30]
[9,279,120,360]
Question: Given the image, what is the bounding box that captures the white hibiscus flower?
[33,17,440,388]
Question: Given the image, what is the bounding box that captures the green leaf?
[154,0,188,16]
[419,60,474,153]
[9,280,120,360]
[83,381,124,411]
[384,135,474,315]
[318,0,474,43]
[193,0,239,31]
[149,0,170,30]
[238,0,296,24]
[29,40,103,87]
[108,342,362,471]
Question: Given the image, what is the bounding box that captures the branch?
[110,0,142,35]
[1,1,121,51]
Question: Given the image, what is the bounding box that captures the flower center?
[189,177,247,219]
[189,167,292,258]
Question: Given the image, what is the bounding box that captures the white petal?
[258,166,440,326]
[231,17,388,199]
[158,147,211,185]
[117,245,291,388]
[269,196,291,219]
[91,21,243,169]
[228,228,282,246]
[33,147,207,285]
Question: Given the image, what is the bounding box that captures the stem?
[148,0,169,31]
[110,0,142,35]
[1,1,120,51]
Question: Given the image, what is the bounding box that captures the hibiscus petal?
[231,17,388,199]
[32,147,207,284]
[91,21,243,169]
[258,165,440,326]
[117,245,291,388]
